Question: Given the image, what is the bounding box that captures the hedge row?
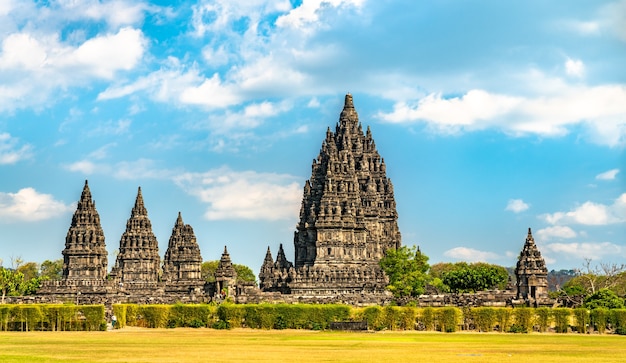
[0,304,105,331]
[3,304,626,334]
[113,304,218,329]
[113,303,350,330]
[114,304,626,334]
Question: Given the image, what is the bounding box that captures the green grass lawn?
[1,329,624,363]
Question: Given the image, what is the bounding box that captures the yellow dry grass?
[1,328,625,363]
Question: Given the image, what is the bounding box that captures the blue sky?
[0,0,624,275]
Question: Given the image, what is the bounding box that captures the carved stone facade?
[110,187,161,291]
[515,228,552,306]
[162,212,204,293]
[260,94,400,296]
[215,246,237,297]
[62,180,108,281]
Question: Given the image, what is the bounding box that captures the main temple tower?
[294,94,401,268]
[260,94,401,297]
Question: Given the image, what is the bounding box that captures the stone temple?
[259,94,400,297]
[109,187,161,291]
[32,94,552,308]
[515,228,551,306]
[62,180,108,281]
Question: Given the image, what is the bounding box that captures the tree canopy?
[201,261,256,284]
[439,262,509,293]
[379,245,430,297]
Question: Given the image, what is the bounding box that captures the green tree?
[233,264,256,284]
[584,288,625,310]
[202,261,256,284]
[40,259,63,280]
[201,261,219,283]
[379,245,430,297]
[17,262,39,281]
[0,267,23,303]
[441,262,508,293]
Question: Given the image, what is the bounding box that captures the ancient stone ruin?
[259,94,399,297]
[62,180,108,281]
[162,212,204,294]
[514,228,552,306]
[109,187,161,291]
[32,94,552,308]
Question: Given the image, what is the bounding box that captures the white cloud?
[173,166,302,220]
[179,73,241,108]
[543,241,623,261]
[378,80,626,147]
[536,226,577,241]
[65,160,99,175]
[443,247,500,263]
[505,199,530,213]
[565,58,585,78]
[543,193,626,226]
[0,27,146,112]
[0,188,74,222]
[276,0,364,30]
[596,168,620,180]
[0,133,32,164]
[64,157,176,180]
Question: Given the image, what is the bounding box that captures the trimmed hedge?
[0,304,104,331]
[3,304,626,334]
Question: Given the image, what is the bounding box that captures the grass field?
[1,328,625,363]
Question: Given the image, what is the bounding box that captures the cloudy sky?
[0,0,624,275]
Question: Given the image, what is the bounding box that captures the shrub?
[398,307,417,330]
[80,305,105,331]
[610,309,626,331]
[513,308,533,333]
[573,308,589,334]
[216,304,244,328]
[590,308,609,334]
[473,307,496,332]
[552,308,571,333]
[140,305,170,328]
[438,307,461,333]
[419,307,436,331]
[495,308,512,333]
[363,306,384,330]
[535,307,551,332]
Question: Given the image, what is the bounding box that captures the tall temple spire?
[260,94,400,296]
[163,212,203,293]
[62,180,108,280]
[293,93,401,269]
[339,93,359,126]
[113,186,160,288]
[132,186,147,217]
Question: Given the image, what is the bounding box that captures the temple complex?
[30,94,556,308]
[109,187,161,291]
[514,228,551,306]
[259,94,400,297]
[162,212,204,293]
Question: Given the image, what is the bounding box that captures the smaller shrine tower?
[515,228,549,304]
[215,246,237,297]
